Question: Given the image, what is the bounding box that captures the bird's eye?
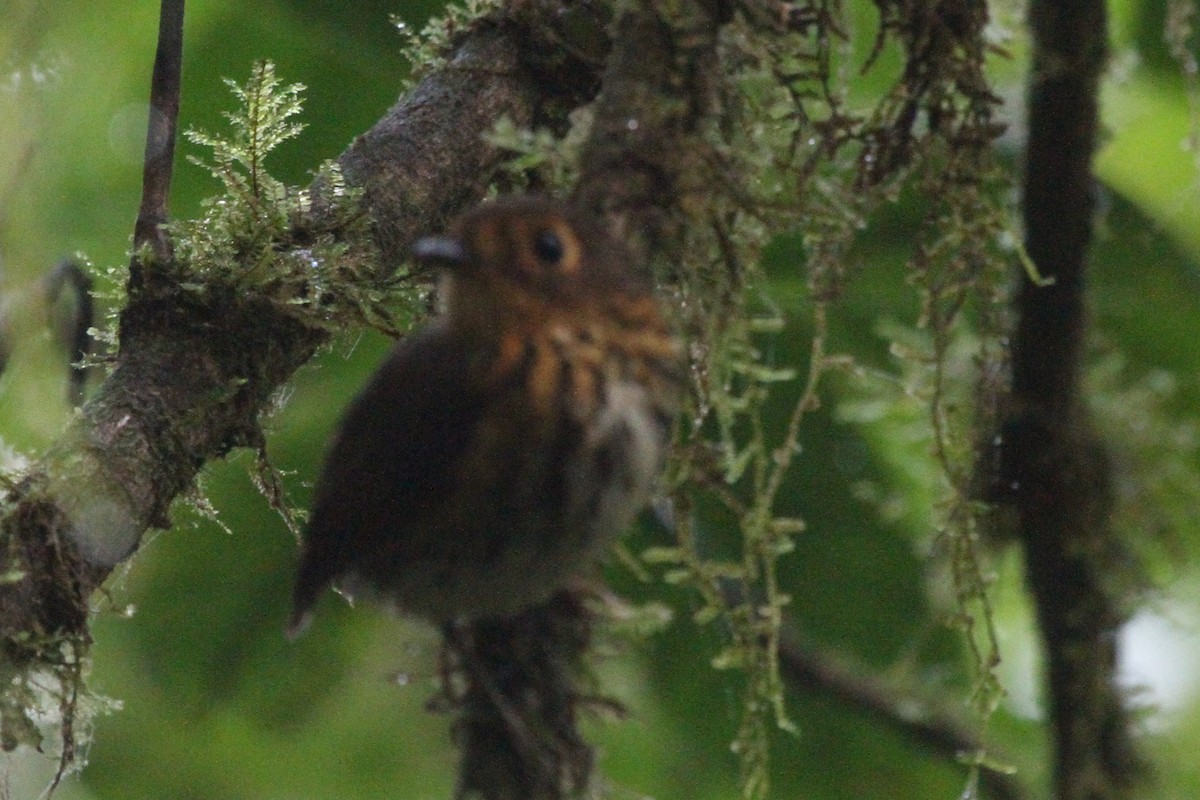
[533,229,565,265]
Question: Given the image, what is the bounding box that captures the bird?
[288,196,682,636]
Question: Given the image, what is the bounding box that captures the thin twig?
[777,631,1034,800]
[132,0,185,269]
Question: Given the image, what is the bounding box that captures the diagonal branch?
[778,633,1034,800]
[0,19,554,658]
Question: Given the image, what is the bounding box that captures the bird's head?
[413,197,654,332]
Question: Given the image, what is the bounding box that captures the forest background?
[2,0,1200,798]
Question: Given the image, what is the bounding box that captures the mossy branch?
[0,1,1124,799]
[0,15,547,771]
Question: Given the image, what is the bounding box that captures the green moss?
[172,61,423,337]
[495,2,1017,797]
[391,0,506,89]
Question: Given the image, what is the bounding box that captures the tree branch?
[446,2,730,797]
[0,18,547,657]
[575,0,727,257]
[132,0,185,272]
[0,4,1086,799]
[997,0,1147,794]
[778,633,1034,800]
[448,593,596,800]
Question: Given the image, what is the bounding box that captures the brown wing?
[288,321,486,635]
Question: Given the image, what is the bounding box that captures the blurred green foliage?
[1,0,1199,799]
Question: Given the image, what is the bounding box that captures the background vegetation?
[1,0,1199,798]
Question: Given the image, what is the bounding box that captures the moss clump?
[173,61,423,338]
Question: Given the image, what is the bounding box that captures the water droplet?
[295,248,319,270]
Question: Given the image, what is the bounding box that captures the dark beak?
[412,235,466,267]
